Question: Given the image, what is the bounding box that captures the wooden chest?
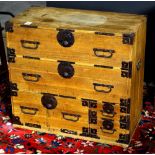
[6,7,146,147]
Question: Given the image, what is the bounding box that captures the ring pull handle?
[100,110,116,118]
[100,127,116,134]
[22,73,41,82]
[93,83,114,93]
[61,112,81,122]
[93,48,115,58]
[21,40,40,49]
[20,106,38,115]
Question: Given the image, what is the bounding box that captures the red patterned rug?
[0,100,155,154]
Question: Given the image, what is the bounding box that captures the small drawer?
[12,91,89,120]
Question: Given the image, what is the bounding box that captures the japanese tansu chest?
[6,7,146,147]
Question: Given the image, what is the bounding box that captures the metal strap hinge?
[120,98,130,114]
[121,61,132,78]
[120,115,130,130]
[5,21,13,32]
[7,48,16,63]
[10,82,18,96]
[117,134,130,144]
[123,33,135,45]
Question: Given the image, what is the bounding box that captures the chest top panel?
[11,7,146,33]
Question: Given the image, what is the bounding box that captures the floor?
[0,97,155,154]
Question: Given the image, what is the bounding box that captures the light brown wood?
[9,67,130,98]
[7,27,132,67]
[10,7,146,33]
[6,6,147,147]
[129,16,147,137]
[9,57,129,83]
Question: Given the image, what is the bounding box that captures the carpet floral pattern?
[0,84,155,154]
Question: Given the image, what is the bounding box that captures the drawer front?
[12,91,89,133]
[12,91,89,116]
[9,67,130,97]
[87,102,129,142]
[10,78,130,103]
[7,27,132,67]
[9,57,130,83]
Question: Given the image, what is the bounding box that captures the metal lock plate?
[57,30,74,47]
[81,98,97,108]
[102,102,114,114]
[102,118,114,130]
[89,110,97,124]
[41,94,57,109]
[58,61,74,78]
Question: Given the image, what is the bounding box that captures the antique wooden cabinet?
[5,7,146,147]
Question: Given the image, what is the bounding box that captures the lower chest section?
[12,91,130,146]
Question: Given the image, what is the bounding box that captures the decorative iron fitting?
[12,115,23,125]
[10,82,18,96]
[121,61,132,78]
[7,48,16,63]
[120,98,130,114]
[89,110,97,124]
[25,123,41,129]
[80,127,100,139]
[123,33,135,45]
[117,134,130,144]
[60,129,77,135]
[81,98,97,108]
[120,115,130,130]
[5,21,13,32]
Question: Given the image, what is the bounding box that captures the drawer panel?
[9,57,130,83]
[12,91,89,115]
[11,79,130,103]
[7,27,132,67]
[10,68,130,97]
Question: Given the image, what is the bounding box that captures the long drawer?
[9,67,130,97]
[10,77,130,104]
[7,27,132,67]
[9,57,130,83]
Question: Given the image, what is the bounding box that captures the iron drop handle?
[61,112,81,122]
[22,73,41,82]
[93,48,115,58]
[20,106,38,115]
[93,83,114,93]
[21,40,40,49]
[100,127,116,134]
